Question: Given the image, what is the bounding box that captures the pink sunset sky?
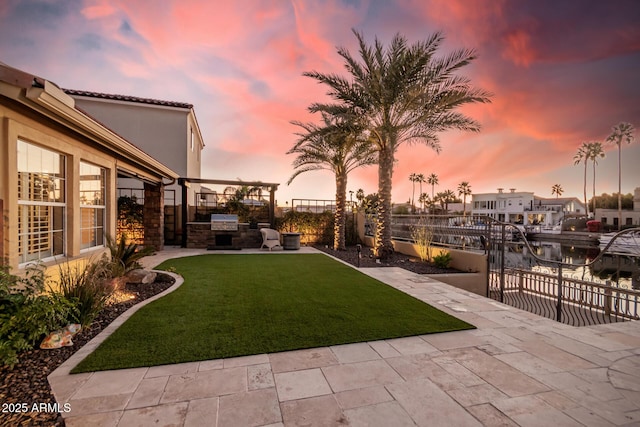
[1,0,639,206]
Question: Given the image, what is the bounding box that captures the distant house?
[471,188,585,226]
[0,63,177,271]
[64,89,205,244]
[595,187,640,228]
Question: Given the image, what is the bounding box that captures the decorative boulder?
[125,269,157,285]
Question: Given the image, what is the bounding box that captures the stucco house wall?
[0,63,177,271]
[68,91,205,206]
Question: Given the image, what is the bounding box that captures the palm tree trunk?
[618,144,622,230]
[583,161,589,217]
[411,179,415,214]
[592,160,597,216]
[375,146,395,259]
[334,173,348,250]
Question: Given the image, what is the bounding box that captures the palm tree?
[418,193,430,212]
[304,30,491,258]
[574,142,591,217]
[551,184,563,198]
[436,190,456,212]
[416,174,425,212]
[427,173,439,201]
[587,141,605,216]
[288,112,377,250]
[457,181,472,217]
[606,122,635,230]
[409,173,418,213]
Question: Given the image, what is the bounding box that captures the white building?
[471,188,586,226]
[595,187,640,228]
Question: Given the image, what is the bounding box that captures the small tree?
[410,216,435,262]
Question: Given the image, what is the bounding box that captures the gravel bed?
[314,244,462,274]
[0,273,175,427]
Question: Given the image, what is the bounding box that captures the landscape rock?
[125,269,157,284]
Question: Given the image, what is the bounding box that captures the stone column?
[144,182,164,250]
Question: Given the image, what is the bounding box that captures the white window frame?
[79,161,106,252]
[17,140,66,265]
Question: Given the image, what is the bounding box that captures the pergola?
[178,178,279,247]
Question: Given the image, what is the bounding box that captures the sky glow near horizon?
[1,0,639,205]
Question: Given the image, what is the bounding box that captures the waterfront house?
[595,187,640,228]
[471,188,585,226]
[0,63,177,272]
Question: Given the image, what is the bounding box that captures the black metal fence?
[369,214,640,326]
[486,222,640,326]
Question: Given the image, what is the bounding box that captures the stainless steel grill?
[210,214,238,231]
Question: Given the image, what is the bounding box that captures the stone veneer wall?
[186,223,265,249]
[143,183,164,251]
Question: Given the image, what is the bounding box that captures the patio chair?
[260,228,282,251]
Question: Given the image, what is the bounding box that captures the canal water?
[503,240,640,290]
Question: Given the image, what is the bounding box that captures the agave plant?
[106,234,155,275]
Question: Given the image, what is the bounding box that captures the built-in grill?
[210,214,239,231]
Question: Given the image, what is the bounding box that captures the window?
[17,140,66,264]
[79,162,106,250]
[190,128,194,152]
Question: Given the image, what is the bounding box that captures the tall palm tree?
[304,30,491,258]
[288,112,376,250]
[427,173,439,201]
[457,181,472,217]
[409,173,418,213]
[587,141,605,216]
[574,142,591,217]
[551,184,563,198]
[418,193,430,212]
[606,122,635,230]
[416,174,425,212]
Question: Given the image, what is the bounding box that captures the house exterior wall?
[595,188,640,228]
[471,191,586,226]
[1,100,116,270]
[71,96,204,205]
[1,65,177,272]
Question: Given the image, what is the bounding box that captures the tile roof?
[63,89,193,109]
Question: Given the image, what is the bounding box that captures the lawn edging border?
[48,271,183,379]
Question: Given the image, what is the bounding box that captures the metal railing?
[488,223,640,326]
[492,268,639,326]
[372,214,639,326]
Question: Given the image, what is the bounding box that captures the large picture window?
[80,162,106,250]
[17,140,66,264]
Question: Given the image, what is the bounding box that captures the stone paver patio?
[49,247,640,426]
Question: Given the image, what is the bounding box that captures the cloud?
[1,0,638,205]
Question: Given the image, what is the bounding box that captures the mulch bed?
[0,274,175,427]
[314,244,461,274]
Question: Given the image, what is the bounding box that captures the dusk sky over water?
[2,0,639,205]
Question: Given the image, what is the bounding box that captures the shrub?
[410,216,435,262]
[433,252,452,269]
[0,264,76,367]
[275,211,335,245]
[106,234,155,275]
[55,258,115,328]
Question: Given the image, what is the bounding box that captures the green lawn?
[72,254,474,372]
